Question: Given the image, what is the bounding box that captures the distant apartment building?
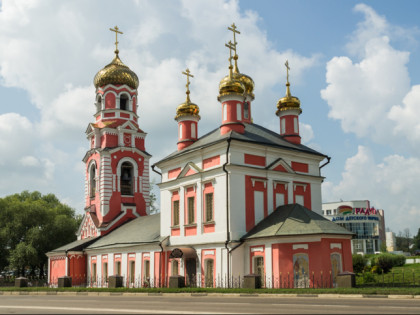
[386,231,397,252]
[322,200,386,254]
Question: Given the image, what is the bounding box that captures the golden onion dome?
[233,56,254,97]
[276,82,301,115]
[218,72,246,98]
[175,100,200,120]
[94,52,139,89]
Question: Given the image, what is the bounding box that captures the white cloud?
[299,122,314,144]
[0,0,319,214]
[320,4,418,151]
[323,146,420,234]
[388,84,420,146]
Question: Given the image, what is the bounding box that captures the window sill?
[171,226,180,229]
[184,223,197,228]
[203,221,215,225]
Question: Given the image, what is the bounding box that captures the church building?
[47,25,353,288]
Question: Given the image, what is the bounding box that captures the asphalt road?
[0,294,420,314]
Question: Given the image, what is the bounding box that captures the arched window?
[120,94,129,111]
[253,256,264,280]
[90,164,96,198]
[331,253,342,287]
[293,253,309,288]
[96,95,102,112]
[120,162,133,195]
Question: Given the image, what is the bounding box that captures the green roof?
[47,236,100,254]
[242,204,354,240]
[86,213,162,250]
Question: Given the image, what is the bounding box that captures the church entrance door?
[185,258,196,287]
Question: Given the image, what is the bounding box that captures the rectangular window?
[144,260,150,280]
[254,191,264,225]
[129,261,135,284]
[115,261,121,276]
[173,200,180,226]
[281,118,286,134]
[191,123,196,138]
[188,197,195,224]
[236,103,242,120]
[103,262,108,280]
[223,105,227,121]
[275,193,285,208]
[205,193,213,222]
[92,263,97,280]
[244,102,249,119]
[294,117,298,133]
[295,195,304,206]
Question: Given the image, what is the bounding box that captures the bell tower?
[79,26,151,239]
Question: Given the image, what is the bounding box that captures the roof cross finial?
[228,23,241,73]
[285,59,290,84]
[225,40,236,77]
[182,68,194,103]
[109,25,123,54]
[228,23,240,47]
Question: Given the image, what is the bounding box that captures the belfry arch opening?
[89,163,96,198]
[120,162,134,195]
[96,95,102,112]
[120,94,129,111]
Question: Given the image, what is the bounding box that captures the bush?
[373,254,406,273]
[370,265,382,274]
[393,255,406,267]
[352,254,367,274]
[375,254,394,273]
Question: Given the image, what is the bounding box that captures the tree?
[0,191,80,276]
[413,228,420,251]
[9,242,38,276]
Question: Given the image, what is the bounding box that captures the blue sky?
[0,0,419,236]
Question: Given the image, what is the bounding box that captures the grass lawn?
[1,285,420,296]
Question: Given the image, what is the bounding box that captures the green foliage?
[362,271,376,283]
[0,191,80,275]
[380,242,387,253]
[370,265,382,274]
[371,253,406,273]
[413,228,420,251]
[352,254,367,274]
[9,242,38,274]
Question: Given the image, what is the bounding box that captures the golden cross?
[285,60,290,83]
[182,68,194,91]
[109,26,123,52]
[182,68,194,101]
[228,23,240,47]
[225,41,236,67]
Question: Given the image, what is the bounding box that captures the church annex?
[46,25,353,288]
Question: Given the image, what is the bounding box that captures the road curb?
[0,291,418,299]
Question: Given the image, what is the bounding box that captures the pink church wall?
[49,257,66,283]
[271,238,353,288]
